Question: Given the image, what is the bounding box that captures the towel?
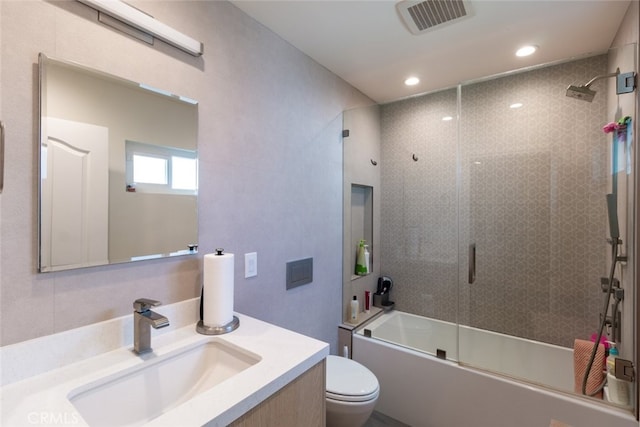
[573,339,605,398]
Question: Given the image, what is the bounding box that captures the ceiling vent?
[396,0,473,35]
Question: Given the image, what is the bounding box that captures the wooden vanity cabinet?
[229,360,326,427]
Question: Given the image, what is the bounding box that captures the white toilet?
[325,355,380,427]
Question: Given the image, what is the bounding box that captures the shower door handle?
[468,243,476,284]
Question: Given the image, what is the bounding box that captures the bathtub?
[353,311,636,427]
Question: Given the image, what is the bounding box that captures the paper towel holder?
[196,316,240,335]
[196,283,240,335]
[196,248,240,335]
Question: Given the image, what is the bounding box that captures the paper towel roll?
[203,250,234,327]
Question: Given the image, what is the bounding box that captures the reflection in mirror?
[38,53,198,272]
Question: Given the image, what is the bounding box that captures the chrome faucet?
[133,298,170,354]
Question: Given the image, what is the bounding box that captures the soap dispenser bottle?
[355,240,367,275]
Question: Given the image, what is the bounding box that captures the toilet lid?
[326,355,379,402]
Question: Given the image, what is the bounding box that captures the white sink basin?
[68,341,260,426]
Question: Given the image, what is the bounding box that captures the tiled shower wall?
[380,55,610,347]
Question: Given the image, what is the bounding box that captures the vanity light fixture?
[77,0,203,57]
[442,116,453,121]
[510,102,524,109]
[515,45,537,57]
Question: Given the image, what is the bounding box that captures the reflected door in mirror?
[41,118,109,270]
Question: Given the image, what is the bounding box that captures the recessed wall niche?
[350,184,373,279]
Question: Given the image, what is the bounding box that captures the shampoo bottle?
[364,244,370,274]
[606,343,630,406]
[606,343,618,374]
[365,290,371,313]
[350,296,359,322]
[355,240,367,275]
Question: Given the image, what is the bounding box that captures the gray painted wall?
[0,0,372,350]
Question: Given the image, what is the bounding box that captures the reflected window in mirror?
[125,140,198,195]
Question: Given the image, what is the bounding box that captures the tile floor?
[364,411,410,427]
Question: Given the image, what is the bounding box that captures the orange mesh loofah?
[574,339,605,399]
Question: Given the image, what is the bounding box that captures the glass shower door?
[378,88,460,359]
[458,46,635,409]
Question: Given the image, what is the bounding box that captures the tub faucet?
[133,298,170,354]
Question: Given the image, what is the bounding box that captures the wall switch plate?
[245,252,257,278]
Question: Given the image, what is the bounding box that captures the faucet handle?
[133,298,161,313]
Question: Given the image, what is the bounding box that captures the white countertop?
[0,308,329,426]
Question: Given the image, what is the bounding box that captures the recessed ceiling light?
[510,102,524,109]
[442,116,453,121]
[516,45,538,57]
[404,76,420,86]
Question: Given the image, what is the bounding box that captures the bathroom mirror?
[38,53,198,272]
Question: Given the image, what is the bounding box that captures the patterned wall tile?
[380,55,611,348]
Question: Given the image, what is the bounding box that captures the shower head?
[566,85,596,102]
[565,68,621,102]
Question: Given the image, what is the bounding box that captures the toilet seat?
[326,355,379,403]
